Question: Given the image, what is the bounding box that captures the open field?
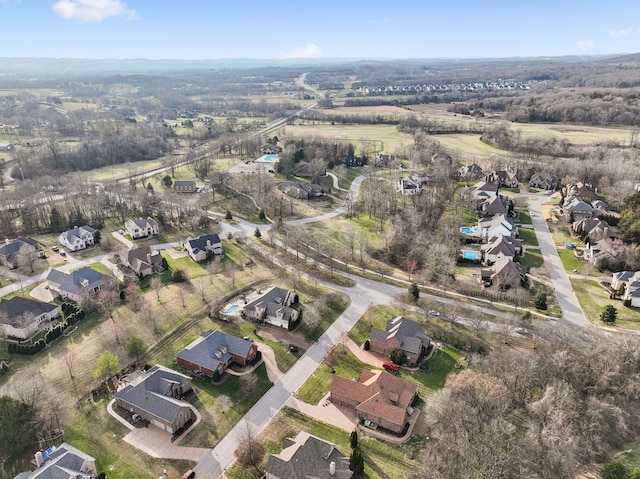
[280,123,413,154]
[434,132,510,157]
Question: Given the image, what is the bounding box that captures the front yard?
[570,278,640,329]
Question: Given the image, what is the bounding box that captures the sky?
[0,0,639,60]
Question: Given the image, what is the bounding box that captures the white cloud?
[284,44,323,59]
[577,39,595,50]
[609,27,633,37]
[52,0,137,22]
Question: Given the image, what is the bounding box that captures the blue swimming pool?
[263,155,279,162]
[460,227,475,236]
[224,304,239,314]
[462,250,480,260]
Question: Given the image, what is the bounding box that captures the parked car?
[59,250,66,257]
[132,413,141,423]
[383,361,398,372]
[52,246,59,252]
[363,419,375,428]
[182,470,195,479]
[289,344,299,353]
[514,327,530,335]
[243,336,254,342]
[428,310,441,317]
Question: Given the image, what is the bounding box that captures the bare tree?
[62,351,82,406]
[126,282,143,312]
[234,421,266,474]
[150,276,162,302]
[240,374,258,396]
[195,278,208,303]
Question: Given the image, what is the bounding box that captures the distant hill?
[599,52,640,63]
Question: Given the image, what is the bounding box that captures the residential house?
[459,163,484,179]
[185,234,223,262]
[591,199,609,216]
[58,225,97,251]
[46,266,112,302]
[262,144,281,155]
[563,196,595,221]
[174,180,197,193]
[243,286,300,329]
[490,258,527,290]
[562,182,598,201]
[0,142,13,151]
[278,181,324,200]
[397,177,421,196]
[584,238,625,268]
[468,179,499,201]
[431,151,453,166]
[341,155,365,167]
[120,245,163,277]
[14,443,97,479]
[329,368,418,434]
[114,365,194,434]
[478,195,509,217]
[410,170,431,185]
[492,170,518,188]
[481,234,522,265]
[25,138,43,147]
[626,288,640,308]
[375,153,394,167]
[478,214,518,240]
[572,218,616,242]
[0,237,44,269]
[369,316,431,367]
[125,217,160,239]
[177,329,258,378]
[0,297,59,340]
[293,162,326,179]
[529,171,560,190]
[611,271,640,292]
[265,431,352,479]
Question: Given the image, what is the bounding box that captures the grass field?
[570,279,640,328]
[520,249,544,268]
[281,123,413,154]
[557,248,586,273]
[434,133,511,157]
[518,227,539,246]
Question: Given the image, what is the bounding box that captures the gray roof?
[15,442,95,479]
[186,234,221,256]
[177,330,253,372]
[265,431,353,479]
[174,180,196,187]
[114,365,192,423]
[371,316,431,355]
[126,217,158,229]
[122,245,162,273]
[0,297,58,328]
[245,287,296,322]
[60,225,96,243]
[46,266,110,296]
[0,237,41,264]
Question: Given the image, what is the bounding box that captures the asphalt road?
[527,194,589,327]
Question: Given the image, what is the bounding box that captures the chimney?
[329,461,336,476]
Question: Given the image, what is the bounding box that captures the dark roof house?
[243,287,300,329]
[369,316,431,367]
[46,266,111,302]
[265,431,352,479]
[0,237,44,269]
[114,365,194,434]
[177,330,258,378]
[120,246,163,277]
[0,297,59,340]
[13,442,97,479]
[185,234,223,262]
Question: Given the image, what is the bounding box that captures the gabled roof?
[245,287,295,320]
[491,258,526,285]
[22,442,95,479]
[186,234,221,255]
[371,316,431,355]
[482,234,520,257]
[125,217,158,229]
[122,245,161,273]
[0,237,41,263]
[46,266,110,295]
[480,195,508,215]
[265,431,352,479]
[60,225,96,243]
[177,330,254,371]
[564,196,593,212]
[115,365,191,423]
[330,369,417,428]
[478,214,516,234]
[0,297,57,328]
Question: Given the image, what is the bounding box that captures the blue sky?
[0,0,638,59]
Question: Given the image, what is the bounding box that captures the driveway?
[527,195,589,327]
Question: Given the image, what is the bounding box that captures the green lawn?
[557,248,584,273]
[520,249,544,268]
[570,279,640,329]
[519,210,532,225]
[550,225,581,247]
[518,228,539,246]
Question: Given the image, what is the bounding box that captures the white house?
[478,214,518,240]
[125,217,160,239]
[397,177,421,196]
[0,297,59,340]
[243,287,299,329]
[58,225,97,251]
[185,234,223,262]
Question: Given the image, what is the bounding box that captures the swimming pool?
[462,250,480,260]
[263,155,279,162]
[224,304,239,314]
[460,226,475,236]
